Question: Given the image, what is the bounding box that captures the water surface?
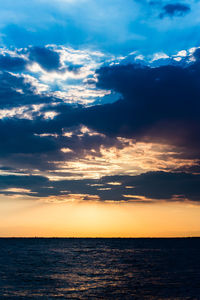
[0,238,200,299]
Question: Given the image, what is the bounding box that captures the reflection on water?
[0,238,200,299]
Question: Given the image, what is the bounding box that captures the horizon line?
[0,236,200,239]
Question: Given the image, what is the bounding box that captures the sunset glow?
[0,0,199,238]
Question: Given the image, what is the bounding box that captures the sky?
[0,0,200,237]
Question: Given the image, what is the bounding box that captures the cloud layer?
[0,45,199,202]
[0,171,199,203]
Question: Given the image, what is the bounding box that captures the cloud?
[160,3,191,18]
[0,46,199,200]
[0,0,199,208]
[0,72,55,108]
[0,54,27,71]
[83,54,200,156]
[28,46,61,71]
[0,171,199,202]
[0,111,125,173]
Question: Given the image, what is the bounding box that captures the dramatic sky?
[0,0,200,237]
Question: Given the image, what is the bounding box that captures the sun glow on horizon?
[0,198,200,238]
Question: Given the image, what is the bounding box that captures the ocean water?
[0,238,200,299]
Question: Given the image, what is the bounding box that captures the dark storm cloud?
[0,47,80,74]
[159,3,191,18]
[0,54,27,71]
[28,46,82,73]
[0,48,200,177]
[0,72,55,108]
[0,115,123,171]
[0,175,48,190]
[0,171,199,202]
[102,171,200,202]
[28,46,61,71]
[0,118,58,155]
[85,55,200,154]
[0,117,65,171]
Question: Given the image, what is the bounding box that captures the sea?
[0,238,200,299]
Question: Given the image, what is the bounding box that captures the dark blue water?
[0,238,200,299]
